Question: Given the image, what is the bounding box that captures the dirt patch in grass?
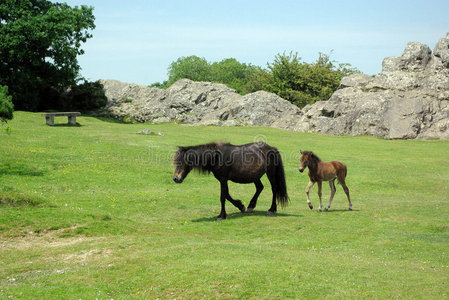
[60,248,113,263]
[0,226,103,251]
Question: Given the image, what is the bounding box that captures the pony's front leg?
[247,179,264,213]
[226,194,246,213]
[217,181,228,220]
[305,181,315,210]
[317,181,323,212]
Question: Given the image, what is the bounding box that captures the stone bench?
[41,112,81,126]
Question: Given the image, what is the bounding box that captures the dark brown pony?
[173,142,288,220]
[299,150,352,211]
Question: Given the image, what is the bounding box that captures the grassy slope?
[0,112,448,299]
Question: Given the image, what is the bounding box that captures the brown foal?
[299,151,352,211]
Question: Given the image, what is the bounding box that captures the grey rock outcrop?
[101,78,302,129]
[296,32,449,139]
[102,32,449,139]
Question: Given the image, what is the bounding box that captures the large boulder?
[297,32,449,139]
[101,78,302,128]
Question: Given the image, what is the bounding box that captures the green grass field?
[1,112,448,299]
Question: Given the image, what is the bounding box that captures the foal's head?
[173,147,193,183]
[299,150,320,173]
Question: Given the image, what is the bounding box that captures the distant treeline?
[151,52,358,108]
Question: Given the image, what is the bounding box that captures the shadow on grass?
[0,163,45,177]
[0,191,42,207]
[320,208,360,213]
[90,115,131,124]
[192,210,303,222]
[48,123,82,127]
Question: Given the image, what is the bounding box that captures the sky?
[55,0,449,86]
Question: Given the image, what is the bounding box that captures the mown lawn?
[0,112,448,299]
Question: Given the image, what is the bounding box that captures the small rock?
[137,129,155,135]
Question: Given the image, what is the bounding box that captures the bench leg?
[68,116,77,125]
[45,116,54,126]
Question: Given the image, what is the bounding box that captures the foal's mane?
[174,142,226,173]
[303,151,321,182]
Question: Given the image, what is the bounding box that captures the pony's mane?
[174,142,227,173]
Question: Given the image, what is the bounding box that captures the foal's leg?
[305,181,315,210]
[317,181,323,212]
[325,179,336,211]
[340,180,352,211]
[247,179,264,213]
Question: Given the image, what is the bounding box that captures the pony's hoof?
[239,205,246,213]
[348,207,353,211]
[267,210,275,215]
[308,204,313,210]
[318,209,322,212]
[246,207,254,213]
[216,216,226,221]
[324,208,329,212]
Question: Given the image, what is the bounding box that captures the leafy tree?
[60,80,107,111]
[164,56,266,95]
[0,86,14,123]
[209,58,263,94]
[265,51,357,107]
[149,80,170,89]
[167,56,210,84]
[0,0,95,111]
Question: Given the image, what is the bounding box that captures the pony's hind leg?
[325,179,336,211]
[247,180,264,213]
[305,181,315,210]
[266,169,278,214]
[217,181,229,220]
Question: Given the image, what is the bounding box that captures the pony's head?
[299,150,319,173]
[173,146,193,183]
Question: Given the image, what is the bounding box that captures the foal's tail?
[336,162,347,185]
[269,150,289,207]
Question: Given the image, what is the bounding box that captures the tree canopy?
[158,52,357,108]
[0,0,95,111]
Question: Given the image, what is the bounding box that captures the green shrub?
[0,86,14,123]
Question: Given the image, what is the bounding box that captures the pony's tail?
[273,151,289,208]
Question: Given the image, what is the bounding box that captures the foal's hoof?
[324,208,329,212]
[216,216,226,221]
[246,207,254,213]
[239,205,246,213]
[348,207,353,211]
[318,209,322,212]
[267,210,275,215]
[308,204,313,210]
